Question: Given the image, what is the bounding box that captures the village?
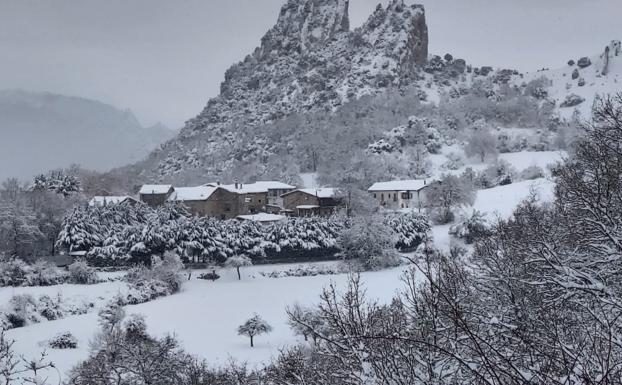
[89,178,437,224]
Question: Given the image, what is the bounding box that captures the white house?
[368,179,435,211]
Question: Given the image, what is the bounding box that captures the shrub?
[519,165,545,180]
[48,332,78,349]
[197,271,220,281]
[67,259,99,284]
[449,210,491,244]
[23,260,67,287]
[338,216,401,271]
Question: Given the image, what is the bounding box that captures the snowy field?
[7,263,415,380]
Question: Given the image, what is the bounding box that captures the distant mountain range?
[0,90,175,181]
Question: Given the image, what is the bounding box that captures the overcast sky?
[0,0,620,128]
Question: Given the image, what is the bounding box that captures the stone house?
[281,188,343,217]
[167,186,241,219]
[89,196,140,207]
[368,179,436,211]
[139,185,174,207]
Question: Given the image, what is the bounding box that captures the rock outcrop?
[146,0,429,178]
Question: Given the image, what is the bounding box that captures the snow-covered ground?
[521,47,622,120]
[7,263,416,381]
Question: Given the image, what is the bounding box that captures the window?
[393,193,397,202]
[258,199,262,203]
[402,192,411,200]
[224,205,231,212]
[381,193,384,201]
[373,193,377,199]
[245,197,252,203]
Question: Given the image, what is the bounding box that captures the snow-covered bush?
[260,264,347,278]
[338,216,401,271]
[475,160,517,188]
[48,331,78,349]
[0,258,30,286]
[442,152,465,170]
[0,258,67,287]
[384,212,431,251]
[23,260,67,286]
[67,259,99,284]
[449,210,491,244]
[519,165,545,180]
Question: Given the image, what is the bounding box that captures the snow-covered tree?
[464,127,498,162]
[237,314,273,347]
[425,175,476,224]
[338,215,400,271]
[225,255,252,281]
[0,201,44,257]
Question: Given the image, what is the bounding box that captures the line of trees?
[55,202,432,269]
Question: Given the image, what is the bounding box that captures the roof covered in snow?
[139,184,173,195]
[205,181,295,194]
[237,213,287,222]
[368,180,433,192]
[252,181,296,190]
[168,186,218,202]
[89,196,136,207]
[283,188,340,198]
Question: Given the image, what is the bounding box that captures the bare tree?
[465,128,498,162]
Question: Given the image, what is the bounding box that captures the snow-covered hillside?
[521,40,622,120]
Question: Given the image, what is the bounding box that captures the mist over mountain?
[0,89,175,182]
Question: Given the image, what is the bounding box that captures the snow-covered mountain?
[130,0,621,185]
[137,0,430,179]
[0,90,175,181]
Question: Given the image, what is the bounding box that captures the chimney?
[235,182,239,189]
[217,181,221,186]
[240,183,243,189]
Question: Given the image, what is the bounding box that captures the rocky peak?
[258,0,349,58]
[148,0,430,179]
[358,0,428,68]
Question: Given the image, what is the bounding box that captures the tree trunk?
[237,266,241,280]
[250,335,254,347]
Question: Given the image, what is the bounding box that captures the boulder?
[560,94,585,108]
[577,57,591,68]
[578,77,586,87]
[571,68,579,80]
[567,59,575,66]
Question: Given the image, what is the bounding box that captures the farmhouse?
[138,180,297,219]
[368,179,435,211]
[167,185,241,219]
[281,188,344,217]
[88,196,139,207]
[139,184,174,207]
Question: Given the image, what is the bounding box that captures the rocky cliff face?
[146,0,429,179]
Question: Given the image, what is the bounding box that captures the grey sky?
[0,0,619,128]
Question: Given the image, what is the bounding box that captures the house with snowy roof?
[89,195,139,207]
[204,180,296,213]
[139,184,174,207]
[281,188,344,217]
[368,179,436,211]
[167,185,241,219]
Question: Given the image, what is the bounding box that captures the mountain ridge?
[0,89,175,182]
